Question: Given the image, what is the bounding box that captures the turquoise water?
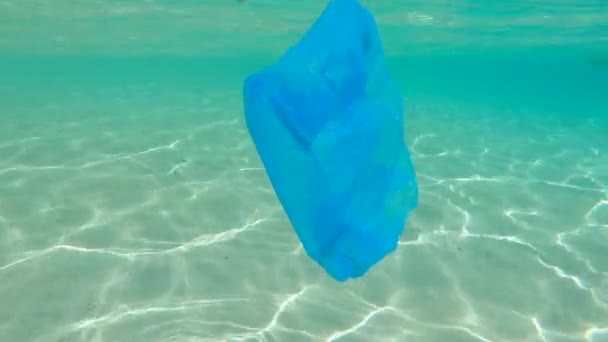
[1,1,607,341]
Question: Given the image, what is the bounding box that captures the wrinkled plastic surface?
[242,0,418,281]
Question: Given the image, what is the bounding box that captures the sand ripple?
[0,82,607,341]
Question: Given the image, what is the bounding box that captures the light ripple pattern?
[1,3,607,340]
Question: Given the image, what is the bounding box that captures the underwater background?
[0,0,607,341]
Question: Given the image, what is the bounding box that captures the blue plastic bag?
[243,0,418,281]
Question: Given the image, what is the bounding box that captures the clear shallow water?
[0,1,607,342]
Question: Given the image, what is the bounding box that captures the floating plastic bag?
[243,0,418,281]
